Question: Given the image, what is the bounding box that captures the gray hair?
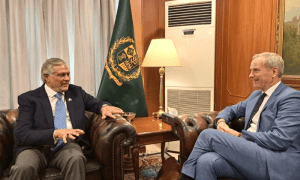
[252,52,284,78]
[41,58,67,83]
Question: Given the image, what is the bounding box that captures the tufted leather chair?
[172,111,245,180]
[0,109,136,180]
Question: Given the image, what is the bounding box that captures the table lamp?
[142,39,181,118]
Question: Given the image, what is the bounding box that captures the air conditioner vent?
[167,89,212,115]
[168,1,212,27]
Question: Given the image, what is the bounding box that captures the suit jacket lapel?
[256,82,285,130]
[244,82,286,130]
[262,82,286,111]
[65,90,76,128]
[38,84,54,129]
[244,91,263,130]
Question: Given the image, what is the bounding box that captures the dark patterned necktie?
[247,93,267,129]
[51,93,67,151]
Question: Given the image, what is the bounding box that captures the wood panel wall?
[132,0,298,114]
[214,0,278,110]
[131,0,168,116]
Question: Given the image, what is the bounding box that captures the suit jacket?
[14,84,107,158]
[217,82,300,180]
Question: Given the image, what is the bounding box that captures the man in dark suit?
[9,58,124,180]
[180,52,300,180]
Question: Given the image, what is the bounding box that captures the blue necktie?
[51,93,67,151]
[246,93,267,129]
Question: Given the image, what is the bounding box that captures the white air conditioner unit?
[165,0,216,115]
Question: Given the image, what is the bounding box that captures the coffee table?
[130,116,179,180]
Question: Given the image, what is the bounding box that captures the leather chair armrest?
[210,116,245,132]
[172,111,243,180]
[172,114,208,168]
[89,114,136,180]
[172,111,219,168]
[227,117,245,132]
[0,110,17,177]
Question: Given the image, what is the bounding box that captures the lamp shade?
[142,39,181,67]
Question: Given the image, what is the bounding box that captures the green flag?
[97,0,148,117]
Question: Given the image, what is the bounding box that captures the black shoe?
[179,173,195,180]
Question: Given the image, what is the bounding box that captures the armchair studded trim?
[89,114,136,180]
[172,113,210,168]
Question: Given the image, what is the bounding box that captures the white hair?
[41,58,67,83]
[252,52,284,77]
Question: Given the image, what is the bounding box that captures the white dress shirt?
[45,84,73,142]
[247,81,281,132]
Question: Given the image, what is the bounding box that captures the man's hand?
[217,119,241,137]
[101,105,124,119]
[54,129,85,143]
[217,119,229,131]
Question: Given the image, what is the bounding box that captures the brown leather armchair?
[172,111,245,180]
[0,109,136,180]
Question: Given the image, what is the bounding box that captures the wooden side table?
[130,116,179,180]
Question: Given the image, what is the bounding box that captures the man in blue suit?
[9,58,124,180]
[180,52,300,180]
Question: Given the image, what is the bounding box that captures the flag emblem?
[97,0,148,117]
[105,36,141,86]
[117,44,138,72]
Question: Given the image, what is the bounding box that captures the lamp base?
[152,109,165,118]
